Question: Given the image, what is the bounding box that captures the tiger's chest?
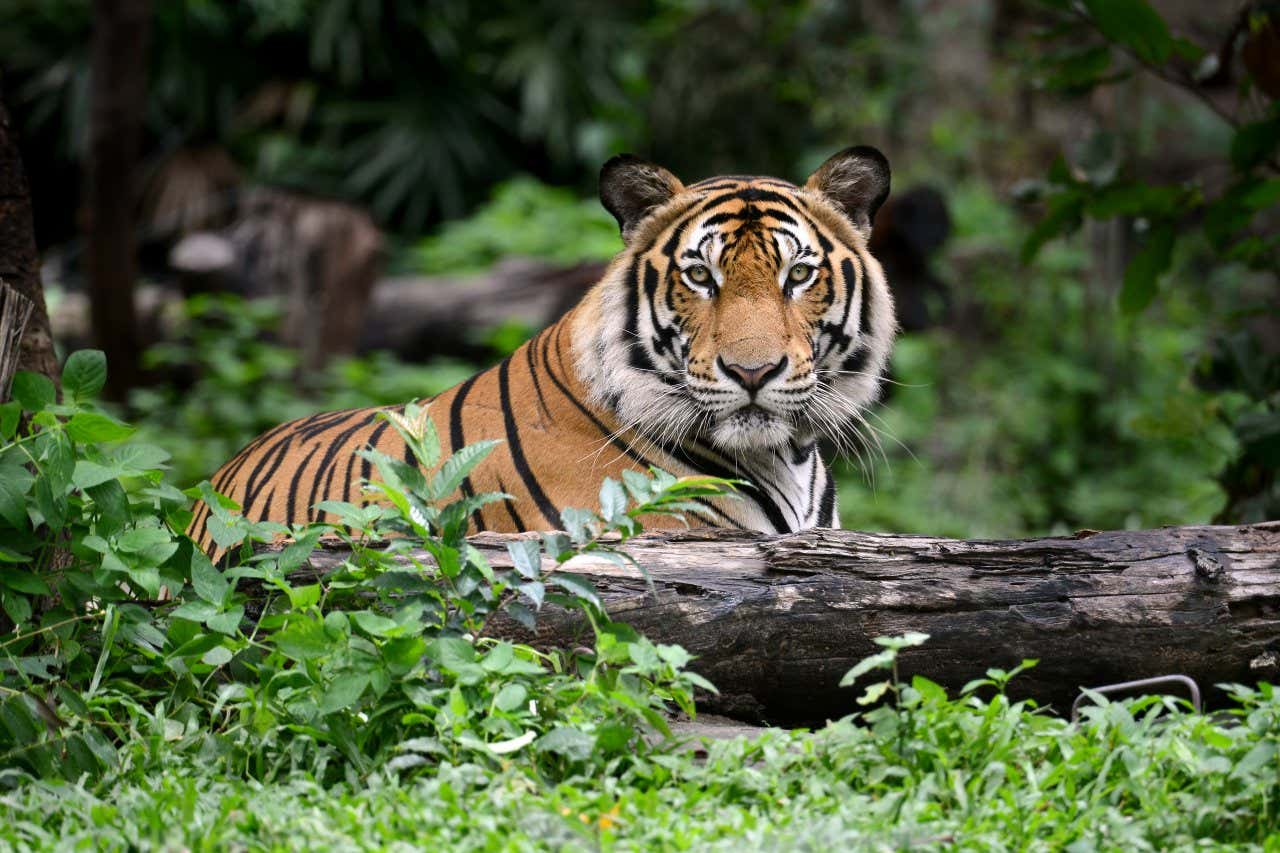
[661,439,838,534]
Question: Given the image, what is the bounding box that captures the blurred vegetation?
[2,0,1277,538]
[403,177,619,275]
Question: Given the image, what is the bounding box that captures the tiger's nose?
[718,356,788,393]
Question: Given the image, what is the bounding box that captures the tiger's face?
[577,147,896,455]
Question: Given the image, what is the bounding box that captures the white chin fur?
[709,408,794,450]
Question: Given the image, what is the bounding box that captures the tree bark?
[0,89,60,390]
[87,0,151,400]
[290,523,1280,725]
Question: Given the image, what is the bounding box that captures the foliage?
[0,353,733,789]
[128,294,477,487]
[403,176,621,275]
[3,627,1278,848]
[1023,0,1280,523]
[1,367,1276,845]
[837,182,1235,538]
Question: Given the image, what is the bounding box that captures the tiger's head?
[574,147,896,455]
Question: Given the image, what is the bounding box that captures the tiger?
[187,146,897,554]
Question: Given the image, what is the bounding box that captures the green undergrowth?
[835,181,1235,538]
[2,655,1278,850]
[1,354,1277,850]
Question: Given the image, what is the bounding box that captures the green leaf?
[560,507,597,544]
[481,642,515,673]
[911,675,949,704]
[171,600,219,623]
[0,568,49,595]
[428,637,477,672]
[537,726,594,760]
[506,539,541,580]
[0,401,20,439]
[1085,183,1186,219]
[108,443,170,475]
[1120,222,1175,314]
[0,463,33,528]
[548,573,601,610]
[86,479,131,532]
[71,460,120,490]
[430,440,499,500]
[1021,192,1084,264]
[1041,44,1115,93]
[493,683,527,712]
[274,617,330,660]
[1082,0,1172,65]
[599,477,627,521]
[350,610,400,637]
[839,650,896,686]
[1,590,32,625]
[65,412,134,444]
[61,350,107,402]
[191,549,230,605]
[858,680,891,705]
[206,605,244,636]
[1230,118,1280,173]
[382,636,426,675]
[10,371,55,412]
[518,580,545,609]
[201,645,233,666]
[319,672,370,714]
[286,583,321,610]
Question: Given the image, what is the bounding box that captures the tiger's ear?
[804,146,891,236]
[599,154,684,242]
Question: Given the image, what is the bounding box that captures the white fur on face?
[573,191,896,462]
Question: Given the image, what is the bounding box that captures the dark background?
[1,0,1276,537]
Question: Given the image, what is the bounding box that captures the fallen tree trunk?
[295,523,1280,725]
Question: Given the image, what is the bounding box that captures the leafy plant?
[128,294,477,486]
[1,354,734,787]
[402,176,621,275]
[1024,0,1280,523]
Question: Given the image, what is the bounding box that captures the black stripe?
[240,435,295,519]
[497,476,527,532]
[722,448,801,526]
[669,441,791,533]
[447,373,487,531]
[856,256,872,337]
[498,356,561,528]
[358,419,393,491]
[524,332,553,423]
[297,409,363,441]
[312,414,379,521]
[286,444,321,523]
[817,465,837,527]
[806,450,818,521]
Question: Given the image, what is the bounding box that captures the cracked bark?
[285,522,1280,725]
[0,87,60,390]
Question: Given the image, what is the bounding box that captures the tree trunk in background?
[0,87,60,392]
[87,0,151,400]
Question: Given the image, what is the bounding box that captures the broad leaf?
[1120,222,1175,314]
[61,350,107,402]
[1082,0,1172,65]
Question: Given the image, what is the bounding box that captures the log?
[292,523,1280,726]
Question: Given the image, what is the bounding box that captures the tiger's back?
[190,316,745,555]
[190,146,897,552]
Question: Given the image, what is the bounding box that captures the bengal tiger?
[188,146,897,554]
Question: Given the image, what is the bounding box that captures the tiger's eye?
[789,263,814,283]
[686,264,711,284]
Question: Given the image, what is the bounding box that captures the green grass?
[4,682,1278,851]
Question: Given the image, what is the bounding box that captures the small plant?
[0,355,734,786]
